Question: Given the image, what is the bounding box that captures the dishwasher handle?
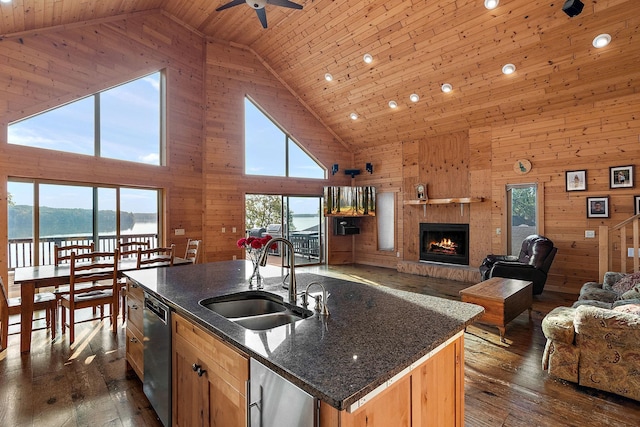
[145,295,169,325]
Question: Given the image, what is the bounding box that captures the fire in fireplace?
[420,223,469,266]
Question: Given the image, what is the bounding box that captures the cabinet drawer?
[126,326,144,381]
[126,285,144,332]
[173,313,249,390]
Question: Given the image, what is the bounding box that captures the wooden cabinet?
[319,333,464,427]
[172,312,249,427]
[125,279,145,380]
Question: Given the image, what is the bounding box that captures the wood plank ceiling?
[1,0,639,150]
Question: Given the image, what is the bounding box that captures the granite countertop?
[125,260,484,411]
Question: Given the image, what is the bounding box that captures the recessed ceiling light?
[324,73,333,81]
[410,93,420,102]
[592,33,611,48]
[441,83,453,93]
[484,0,499,10]
[350,112,359,120]
[388,100,398,109]
[363,53,373,64]
[502,63,516,75]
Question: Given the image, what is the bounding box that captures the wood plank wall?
[352,142,404,268]
[202,40,353,263]
[0,11,205,281]
[2,9,639,295]
[485,93,640,294]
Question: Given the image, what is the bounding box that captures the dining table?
[13,256,191,352]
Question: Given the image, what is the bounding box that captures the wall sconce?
[366,163,373,174]
[332,164,339,175]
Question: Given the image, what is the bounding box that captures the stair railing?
[599,213,640,282]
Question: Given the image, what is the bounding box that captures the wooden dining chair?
[117,241,150,321]
[1,276,56,351]
[59,249,119,344]
[53,242,97,304]
[184,239,201,264]
[137,244,176,268]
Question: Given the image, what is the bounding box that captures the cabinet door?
[411,335,464,427]
[174,347,210,427]
[173,313,248,427]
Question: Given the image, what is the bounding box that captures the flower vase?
[248,251,263,289]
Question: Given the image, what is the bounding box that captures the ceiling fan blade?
[267,0,303,9]
[256,8,268,28]
[215,0,246,12]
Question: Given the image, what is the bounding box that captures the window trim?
[8,70,166,167]
[244,96,327,179]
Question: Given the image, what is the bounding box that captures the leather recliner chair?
[479,234,558,295]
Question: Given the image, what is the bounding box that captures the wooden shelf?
[403,197,484,205]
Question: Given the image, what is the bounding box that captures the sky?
[7,76,324,216]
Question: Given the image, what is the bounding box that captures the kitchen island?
[125,260,484,426]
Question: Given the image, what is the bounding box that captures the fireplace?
[420,223,469,266]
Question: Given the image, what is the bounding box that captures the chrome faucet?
[258,237,297,304]
[304,282,330,316]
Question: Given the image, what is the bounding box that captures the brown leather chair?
[479,235,557,295]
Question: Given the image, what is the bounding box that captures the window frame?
[7,177,163,267]
[244,96,326,179]
[7,70,166,166]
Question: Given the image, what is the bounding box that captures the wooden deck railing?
[599,213,640,282]
[7,233,159,270]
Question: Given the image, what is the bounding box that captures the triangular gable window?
[244,97,325,178]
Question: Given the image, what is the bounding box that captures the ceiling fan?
[216,0,303,29]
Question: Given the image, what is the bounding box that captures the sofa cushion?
[603,272,626,291]
[621,284,640,300]
[611,271,640,294]
[613,303,640,316]
[572,299,612,309]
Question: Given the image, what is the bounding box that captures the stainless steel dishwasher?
[249,358,315,427]
[143,292,172,427]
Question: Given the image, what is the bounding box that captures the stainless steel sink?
[199,291,313,330]
[200,292,287,318]
[234,313,306,330]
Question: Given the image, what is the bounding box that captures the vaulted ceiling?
[1,0,639,150]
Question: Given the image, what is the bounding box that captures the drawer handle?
[130,337,139,343]
[192,363,207,377]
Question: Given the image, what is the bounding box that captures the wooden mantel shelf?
[403,197,484,205]
[404,197,484,217]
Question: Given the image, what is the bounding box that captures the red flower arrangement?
[237,235,276,287]
[236,234,276,253]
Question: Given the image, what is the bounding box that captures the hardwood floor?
[2,264,640,426]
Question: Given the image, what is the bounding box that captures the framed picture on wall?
[587,196,609,218]
[566,170,587,191]
[635,196,640,215]
[610,165,634,189]
[415,183,427,201]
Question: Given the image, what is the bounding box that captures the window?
[507,184,538,256]
[244,97,325,178]
[8,72,164,166]
[377,192,395,251]
[7,179,161,268]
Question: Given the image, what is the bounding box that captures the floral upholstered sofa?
[541,271,640,401]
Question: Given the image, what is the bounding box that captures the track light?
[562,0,584,17]
[366,163,373,174]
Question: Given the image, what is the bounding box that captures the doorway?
[244,194,323,267]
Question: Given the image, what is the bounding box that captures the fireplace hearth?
[420,223,469,266]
